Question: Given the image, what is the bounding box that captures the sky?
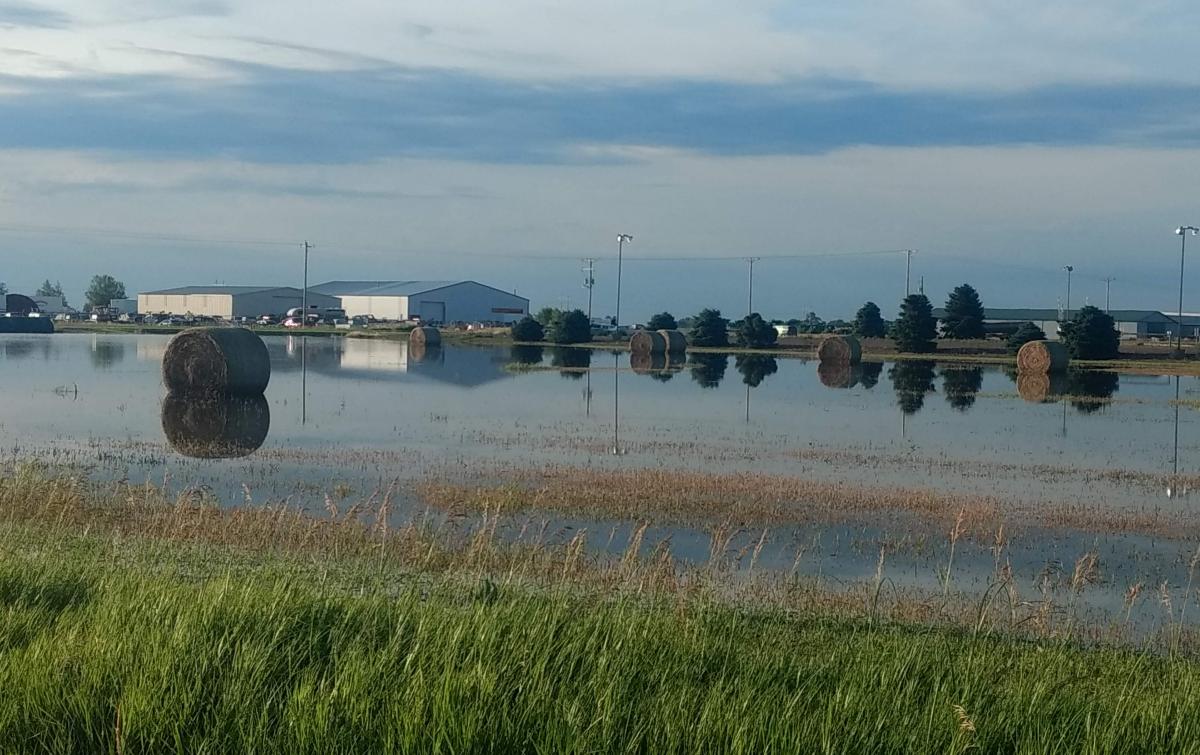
[2,0,1200,322]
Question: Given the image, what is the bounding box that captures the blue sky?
[2,0,1200,320]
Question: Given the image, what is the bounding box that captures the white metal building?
[310,281,529,324]
[138,286,339,318]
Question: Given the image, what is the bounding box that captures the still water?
[3,333,1200,620]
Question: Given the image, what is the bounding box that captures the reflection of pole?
[611,352,621,455]
[1060,397,1067,438]
[585,364,592,417]
[301,336,307,425]
[745,383,750,423]
[1174,375,1181,480]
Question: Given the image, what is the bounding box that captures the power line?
[0,222,297,248]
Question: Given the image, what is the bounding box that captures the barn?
[310,281,529,324]
[138,286,339,319]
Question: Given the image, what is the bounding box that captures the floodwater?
[3,333,1200,627]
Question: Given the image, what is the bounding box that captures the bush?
[940,284,986,339]
[852,302,887,338]
[646,312,677,330]
[546,309,592,344]
[890,295,937,353]
[1006,322,1045,354]
[534,307,561,326]
[689,309,729,347]
[734,313,778,349]
[511,316,544,342]
[1059,306,1119,360]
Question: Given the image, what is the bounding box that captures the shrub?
[689,309,729,347]
[547,309,592,344]
[1006,322,1046,354]
[511,316,544,342]
[734,313,778,349]
[852,302,887,338]
[1059,306,1119,360]
[646,312,677,330]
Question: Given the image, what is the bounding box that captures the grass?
[4,466,1200,751]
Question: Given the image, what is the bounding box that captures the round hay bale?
[1017,340,1069,373]
[162,327,270,395]
[409,326,441,348]
[818,362,860,389]
[629,329,666,356]
[658,329,688,353]
[1017,372,1068,403]
[630,352,667,375]
[161,393,270,459]
[817,335,862,365]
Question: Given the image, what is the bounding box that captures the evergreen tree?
[510,316,544,342]
[734,313,778,348]
[890,294,938,353]
[546,309,592,344]
[85,274,126,309]
[0,282,6,297]
[1006,321,1046,354]
[940,284,986,339]
[534,307,562,326]
[852,301,887,338]
[646,312,677,330]
[688,309,729,347]
[1059,305,1119,360]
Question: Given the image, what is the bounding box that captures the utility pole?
[905,249,915,296]
[582,258,596,322]
[615,234,632,327]
[1062,265,1074,320]
[302,241,313,325]
[745,257,761,316]
[1102,277,1115,312]
[1177,227,1199,353]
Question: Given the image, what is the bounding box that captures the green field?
[2,468,1200,753]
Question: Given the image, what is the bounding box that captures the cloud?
[0,62,1198,165]
[0,2,70,28]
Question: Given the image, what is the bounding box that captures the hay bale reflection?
[817,362,860,389]
[162,393,271,459]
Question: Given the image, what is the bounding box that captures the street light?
[1176,226,1199,353]
[1062,265,1073,320]
[615,233,632,327]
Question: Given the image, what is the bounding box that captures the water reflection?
[735,355,778,387]
[3,339,36,361]
[941,366,983,411]
[689,353,728,389]
[889,361,937,415]
[409,341,443,365]
[1066,370,1119,414]
[859,362,883,389]
[817,362,861,389]
[551,347,591,379]
[161,393,271,459]
[89,339,127,369]
[510,345,544,365]
[630,351,686,382]
[1016,372,1068,404]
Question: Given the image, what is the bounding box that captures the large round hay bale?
[1017,340,1068,373]
[161,393,270,459]
[629,329,666,355]
[818,362,860,389]
[1017,372,1068,403]
[817,335,861,365]
[658,329,687,353]
[162,327,270,395]
[410,326,441,348]
[630,352,667,375]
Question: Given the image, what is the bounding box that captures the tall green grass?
[1,536,1200,754]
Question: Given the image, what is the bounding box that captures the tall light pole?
[1062,265,1073,320]
[302,240,313,325]
[615,233,632,327]
[745,257,761,316]
[582,258,596,322]
[905,249,915,296]
[1101,276,1115,312]
[1176,226,1199,352]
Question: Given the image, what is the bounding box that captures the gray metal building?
[931,307,1180,339]
[138,286,339,318]
[310,280,528,324]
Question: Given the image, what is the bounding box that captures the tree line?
[511,307,782,348]
[0,276,126,310]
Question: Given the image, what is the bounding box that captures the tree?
[511,316,545,342]
[85,275,126,309]
[646,312,677,330]
[546,309,592,344]
[1059,305,1119,360]
[852,301,887,338]
[796,311,826,334]
[36,279,66,307]
[1006,321,1046,354]
[890,294,937,353]
[534,307,561,326]
[940,284,986,339]
[0,281,6,297]
[734,313,778,349]
[688,308,729,347]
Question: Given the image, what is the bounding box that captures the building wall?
[139,293,233,317]
[138,289,337,318]
[229,290,338,318]
[411,282,528,324]
[339,295,407,320]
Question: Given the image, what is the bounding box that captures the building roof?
[140,285,292,296]
[307,281,403,297]
[315,280,528,302]
[931,307,1175,324]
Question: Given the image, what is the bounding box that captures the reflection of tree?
[550,347,591,379]
[735,355,779,387]
[941,366,983,411]
[509,345,544,365]
[3,340,34,360]
[1066,369,1119,414]
[889,361,936,415]
[689,353,728,389]
[89,340,127,369]
[859,362,883,390]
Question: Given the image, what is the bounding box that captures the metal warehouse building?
[310,280,529,324]
[138,286,339,318]
[931,307,1180,339]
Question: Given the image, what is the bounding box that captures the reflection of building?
[931,307,1179,339]
[309,280,528,324]
[339,338,409,372]
[138,286,339,318]
[271,337,512,387]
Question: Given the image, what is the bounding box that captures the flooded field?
[4,332,1200,635]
